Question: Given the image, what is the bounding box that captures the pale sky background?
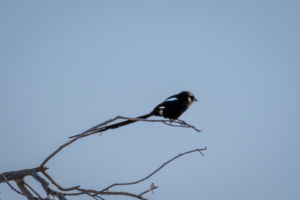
[1,1,300,200]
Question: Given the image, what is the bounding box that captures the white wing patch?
[159,110,163,115]
[159,106,165,116]
[165,97,178,102]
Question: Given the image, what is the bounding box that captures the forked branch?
[2,115,203,200]
[41,116,201,169]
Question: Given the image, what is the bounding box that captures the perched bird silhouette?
[69,91,197,138]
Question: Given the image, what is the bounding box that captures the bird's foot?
[176,119,186,126]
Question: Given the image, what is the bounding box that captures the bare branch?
[40,116,129,168]
[2,146,206,200]
[100,191,148,200]
[0,173,49,200]
[116,116,202,132]
[24,182,42,199]
[70,116,202,139]
[2,113,203,200]
[98,147,207,193]
[38,148,205,199]
[30,170,66,200]
[39,137,79,169]
[0,167,48,184]
[94,195,105,200]
[15,179,38,200]
[41,115,201,169]
[139,183,158,196]
[86,192,98,200]
[63,192,85,196]
[41,171,80,191]
[69,116,128,139]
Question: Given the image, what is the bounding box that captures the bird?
[69,91,197,138]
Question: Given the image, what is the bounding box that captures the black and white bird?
[69,91,197,138]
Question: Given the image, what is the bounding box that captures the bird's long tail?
[68,113,153,139]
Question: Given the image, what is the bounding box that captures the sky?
[1,1,300,200]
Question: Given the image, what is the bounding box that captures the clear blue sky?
[1,1,299,200]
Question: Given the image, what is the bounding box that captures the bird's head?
[179,91,198,103]
[180,91,197,103]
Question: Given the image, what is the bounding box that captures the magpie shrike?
[69,91,197,138]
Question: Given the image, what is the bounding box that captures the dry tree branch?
[1,147,206,200]
[41,171,80,191]
[39,169,149,199]
[15,179,36,200]
[117,116,202,132]
[39,137,78,169]
[2,115,203,200]
[97,147,206,194]
[100,191,148,200]
[40,116,201,169]
[0,173,48,200]
[40,116,129,168]
[139,183,158,196]
[93,195,105,200]
[0,167,48,184]
[24,182,42,199]
[38,148,206,200]
[30,171,66,200]
[70,116,202,139]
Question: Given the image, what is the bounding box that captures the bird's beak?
[194,98,198,101]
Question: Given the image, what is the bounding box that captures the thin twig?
[40,116,125,168]
[86,192,98,200]
[24,182,42,198]
[41,116,201,169]
[70,116,202,139]
[98,147,207,193]
[94,195,105,200]
[54,147,205,199]
[69,116,129,138]
[39,137,78,169]
[113,116,202,132]
[41,171,80,191]
[139,185,158,196]
[100,191,148,200]
[63,192,85,196]
[31,171,67,200]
